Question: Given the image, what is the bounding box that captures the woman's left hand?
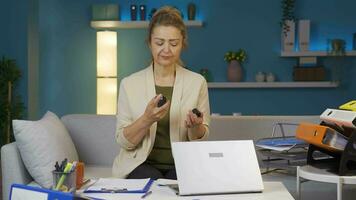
[185,110,204,129]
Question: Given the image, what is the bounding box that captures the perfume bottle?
[187,3,196,20]
[139,5,146,21]
[130,5,137,21]
[148,8,157,20]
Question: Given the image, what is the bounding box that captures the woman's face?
[150,25,183,67]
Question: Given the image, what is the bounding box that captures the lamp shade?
[97,78,117,114]
[97,31,117,77]
[96,31,117,115]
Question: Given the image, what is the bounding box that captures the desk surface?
[83,181,294,200]
[298,165,356,184]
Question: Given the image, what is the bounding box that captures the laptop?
[171,140,264,196]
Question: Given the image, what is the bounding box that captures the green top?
[146,85,175,170]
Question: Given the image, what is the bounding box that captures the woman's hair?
[147,6,188,49]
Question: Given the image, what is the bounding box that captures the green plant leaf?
[0,56,25,146]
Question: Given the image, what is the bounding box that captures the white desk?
[297,165,356,200]
[83,181,294,200]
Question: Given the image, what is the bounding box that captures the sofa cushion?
[13,111,79,188]
[61,114,119,166]
[85,165,113,178]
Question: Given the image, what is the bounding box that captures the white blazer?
[112,64,210,178]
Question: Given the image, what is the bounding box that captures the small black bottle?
[139,5,146,21]
[130,5,137,21]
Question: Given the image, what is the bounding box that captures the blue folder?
[84,178,154,194]
[10,184,104,200]
[10,184,72,200]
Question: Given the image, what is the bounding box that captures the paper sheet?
[156,178,178,186]
[255,144,296,151]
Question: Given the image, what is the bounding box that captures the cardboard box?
[92,4,119,21]
[293,66,326,81]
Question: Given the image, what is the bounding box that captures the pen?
[141,190,152,199]
[81,178,91,186]
[54,161,60,172]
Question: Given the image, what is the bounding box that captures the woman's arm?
[186,111,207,140]
[186,79,210,140]
[123,95,170,146]
[116,79,170,149]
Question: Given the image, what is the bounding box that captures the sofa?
[1,114,321,200]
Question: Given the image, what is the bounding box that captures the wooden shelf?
[90,20,203,30]
[281,51,356,57]
[207,81,339,88]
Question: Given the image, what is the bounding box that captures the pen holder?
[52,170,76,192]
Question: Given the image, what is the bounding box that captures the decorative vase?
[255,71,265,82]
[187,3,196,20]
[330,39,346,56]
[227,60,243,82]
[266,72,276,82]
[281,20,295,52]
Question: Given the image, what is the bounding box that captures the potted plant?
[280,0,296,36]
[224,49,247,82]
[0,56,25,146]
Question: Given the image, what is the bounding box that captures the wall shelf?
[90,20,203,30]
[281,50,356,57]
[207,81,339,88]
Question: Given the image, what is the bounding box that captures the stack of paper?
[255,137,307,151]
[322,130,348,151]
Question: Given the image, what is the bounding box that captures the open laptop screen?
[172,140,264,196]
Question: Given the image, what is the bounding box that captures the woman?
[112,6,210,180]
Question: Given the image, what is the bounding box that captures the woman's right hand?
[143,94,170,125]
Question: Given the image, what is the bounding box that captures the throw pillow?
[13,111,79,188]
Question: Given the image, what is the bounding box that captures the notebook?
[172,140,264,196]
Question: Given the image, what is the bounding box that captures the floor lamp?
[96,31,117,115]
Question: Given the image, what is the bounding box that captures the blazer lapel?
[170,65,184,142]
[145,65,157,148]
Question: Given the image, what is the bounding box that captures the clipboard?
[84,178,154,194]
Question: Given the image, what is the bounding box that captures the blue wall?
[0,0,29,115]
[34,0,356,116]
